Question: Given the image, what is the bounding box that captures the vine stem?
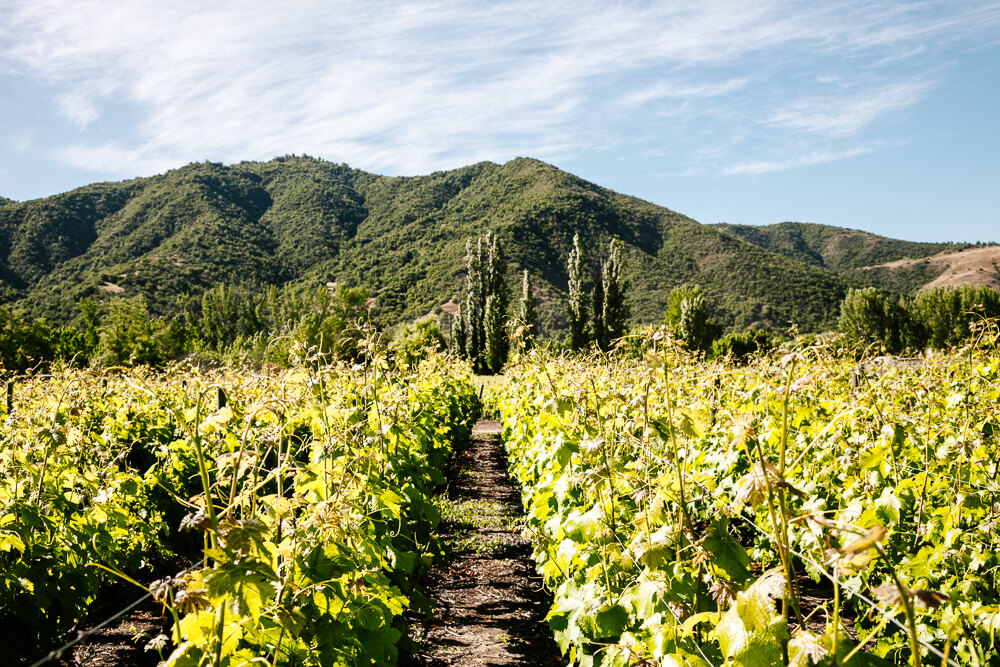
[776,356,804,627]
[662,361,695,545]
[875,543,922,667]
[190,390,220,553]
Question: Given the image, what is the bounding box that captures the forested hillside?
[0,156,973,335]
[714,221,983,293]
[715,221,963,271]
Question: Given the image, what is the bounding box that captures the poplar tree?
[567,232,588,350]
[462,237,485,365]
[601,239,629,347]
[453,299,467,356]
[458,231,508,373]
[666,284,716,352]
[484,232,509,371]
[484,293,505,372]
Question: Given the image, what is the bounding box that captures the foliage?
[567,232,589,350]
[391,316,447,369]
[494,330,1000,665]
[717,222,970,273]
[592,262,606,352]
[711,330,774,361]
[197,282,373,364]
[665,284,719,352]
[0,308,84,371]
[517,269,539,350]
[0,157,949,337]
[484,294,506,374]
[838,285,1000,354]
[94,296,164,366]
[838,287,908,354]
[601,240,629,349]
[3,352,479,665]
[0,368,182,656]
[457,232,509,374]
[911,285,1000,349]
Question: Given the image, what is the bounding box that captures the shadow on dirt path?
[403,420,563,666]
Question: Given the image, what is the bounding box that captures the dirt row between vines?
[30,419,559,666]
[403,419,562,666]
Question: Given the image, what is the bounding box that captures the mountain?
[714,222,965,271]
[858,245,1000,293]
[713,222,988,294]
[0,157,974,335]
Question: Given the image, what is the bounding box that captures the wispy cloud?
[55,90,99,128]
[723,145,878,175]
[0,0,997,180]
[622,78,749,107]
[767,79,935,137]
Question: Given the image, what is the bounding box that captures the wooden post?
[217,387,227,410]
[850,369,861,394]
[5,380,12,412]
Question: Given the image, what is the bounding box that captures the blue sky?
[1,1,998,242]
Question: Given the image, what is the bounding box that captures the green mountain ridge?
[0,156,969,335]
[714,221,965,271]
[714,221,971,293]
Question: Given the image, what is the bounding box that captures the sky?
[1,1,998,243]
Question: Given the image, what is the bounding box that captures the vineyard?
[496,329,1000,666]
[5,328,1000,665]
[3,349,477,666]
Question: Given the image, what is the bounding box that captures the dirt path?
[34,420,560,666]
[404,420,562,666]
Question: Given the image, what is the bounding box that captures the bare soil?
[21,582,168,667]
[66,601,165,667]
[403,420,563,666]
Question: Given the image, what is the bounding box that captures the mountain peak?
[0,159,984,332]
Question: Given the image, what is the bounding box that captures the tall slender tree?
[484,293,505,372]
[567,232,588,351]
[458,231,508,373]
[453,296,467,356]
[462,237,485,365]
[601,239,629,348]
[485,233,509,370]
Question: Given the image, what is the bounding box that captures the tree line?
[838,284,1000,353]
[2,231,997,373]
[0,283,372,372]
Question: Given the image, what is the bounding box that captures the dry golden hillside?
[863,246,1000,291]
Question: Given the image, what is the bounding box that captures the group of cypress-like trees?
[453,231,513,374]
[566,232,630,352]
[663,284,721,352]
[454,230,630,373]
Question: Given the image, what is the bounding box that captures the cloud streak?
[1,0,998,179]
[723,145,878,176]
[768,79,935,137]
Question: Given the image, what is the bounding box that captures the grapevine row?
[496,333,1000,666]
[2,353,478,665]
